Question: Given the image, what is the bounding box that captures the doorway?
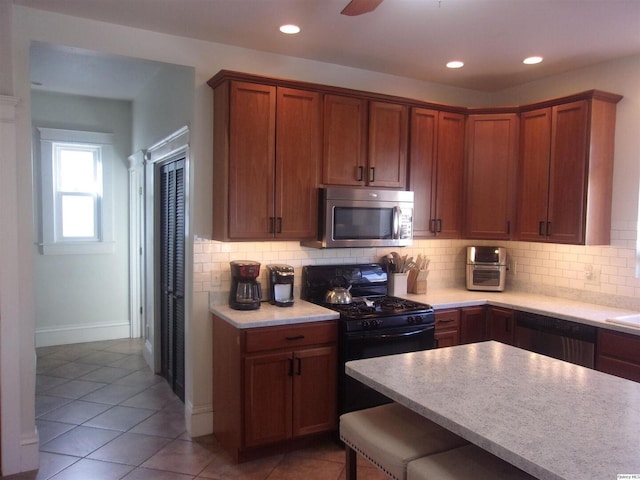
[159,157,186,400]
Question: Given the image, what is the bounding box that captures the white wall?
[132,63,194,153]
[4,5,640,473]
[30,91,132,346]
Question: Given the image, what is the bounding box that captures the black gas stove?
[301,264,435,332]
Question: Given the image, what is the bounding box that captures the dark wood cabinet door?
[434,308,460,347]
[486,306,515,345]
[228,81,276,239]
[596,329,640,383]
[244,351,293,447]
[322,94,367,186]
[460,306,486,344]
[465,114,518,239]
[276,87,322,239]
[293,346,338,437]
[368,101,408,188]
[434,111,465,238]
[517,107,552,242]
[409,107,438,238]
[547,100,589,244]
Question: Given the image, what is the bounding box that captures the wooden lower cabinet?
[212,315,338,461]
[596,329,640,382]
[486,306,515,345]
[460,306,486,344]
[434,309,460,347]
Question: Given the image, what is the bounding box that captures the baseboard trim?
[35,322,130,347]
[185,400,214,438]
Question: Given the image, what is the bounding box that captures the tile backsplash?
[196,223,640,310]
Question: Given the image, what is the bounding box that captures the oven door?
[340,324,435,413]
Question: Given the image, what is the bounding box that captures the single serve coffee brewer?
[266,264,295,307]
[229,260,262,310]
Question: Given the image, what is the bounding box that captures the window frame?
[38,128,115,255]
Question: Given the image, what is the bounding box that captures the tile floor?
[4,338,387,479]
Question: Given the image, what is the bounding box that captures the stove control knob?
[361,320,370,329]
[372,319,382,328]
[407,316,415,325]
[415,315,423,324]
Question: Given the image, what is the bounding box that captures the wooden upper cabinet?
[275,87,322,240]
[465,113,519,239]
[409,108,438,238]
[433,111,466,238]
[225,81,277,240]
[212,80,320,241]
[322,94,368,186]
[517,92,621,245]
[409,109,464,238]
[368,101,408,188]
[517,108,552,242]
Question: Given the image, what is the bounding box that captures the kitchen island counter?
[346,341,640,480]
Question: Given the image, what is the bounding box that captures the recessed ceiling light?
[523,56,543,65]
[446,61,464,69]
[279,24,301,34]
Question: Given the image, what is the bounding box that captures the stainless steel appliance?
[514,311,596,368]
[301,187,414,249]
[266,264,295,307]
[466,246,507,291]
[301,263,435,414]
[229,260,262,310]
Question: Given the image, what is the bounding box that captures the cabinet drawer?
[598,329,640,364]
[244,321,337,353]
[434,309,461,331]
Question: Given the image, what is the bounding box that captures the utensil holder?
[407,270,427,294]
[389,273,408,296]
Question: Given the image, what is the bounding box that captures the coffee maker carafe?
[266,264,295,307]
[229,261,262,310]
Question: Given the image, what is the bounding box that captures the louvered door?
[160,157,185,401]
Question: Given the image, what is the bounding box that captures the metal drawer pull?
[285,335,305,341]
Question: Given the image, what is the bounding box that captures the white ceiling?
[18,0,640,96]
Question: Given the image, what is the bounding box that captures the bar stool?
[340,403,468,480]
[407,444,537,480]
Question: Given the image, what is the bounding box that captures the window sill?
[39,242,116,255]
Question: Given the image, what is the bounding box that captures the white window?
[38,128,115,254]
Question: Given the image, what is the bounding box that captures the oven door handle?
[357,326,433,341]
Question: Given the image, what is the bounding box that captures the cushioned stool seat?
[340,403,468,480]
[407,444,536,480]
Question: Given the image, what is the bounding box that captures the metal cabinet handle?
[438,318,454,324]
[356,166,364,182]
[277,217,283,234]
[296,357,302,376]
[285,335,305,341]
[369,167,375,183]
[538,221,545,236]
[288,358,293,377]
[269,217,276,234]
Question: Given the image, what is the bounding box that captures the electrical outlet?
[584,264,600,286]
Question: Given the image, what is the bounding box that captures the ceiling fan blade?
[341,0,383,16]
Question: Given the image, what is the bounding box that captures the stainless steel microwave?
[301,187,414,249]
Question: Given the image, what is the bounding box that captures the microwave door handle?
[393,206,400,239]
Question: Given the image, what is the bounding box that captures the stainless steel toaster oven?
[466,246,507,291]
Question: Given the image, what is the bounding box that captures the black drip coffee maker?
[229,260,262,310]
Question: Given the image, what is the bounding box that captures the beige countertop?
[346,341,640,479]
[211,287,640,335]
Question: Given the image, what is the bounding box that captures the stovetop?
[325,296,432,320]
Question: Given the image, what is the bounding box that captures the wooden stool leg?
[345,444,357,480]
